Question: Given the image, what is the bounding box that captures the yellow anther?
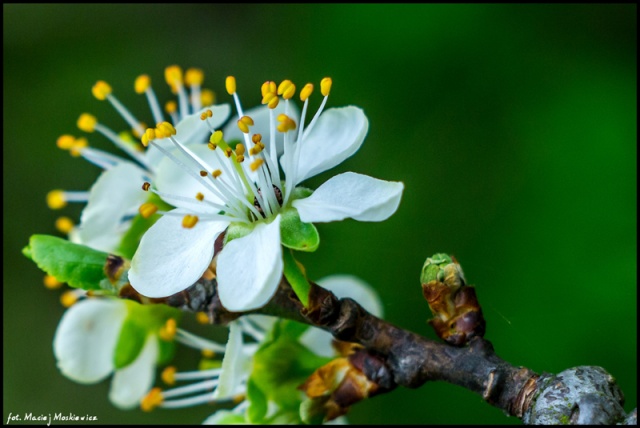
[249,147,258,156]
[133,123,147,139]
[47,190,67,210]
[321,77,332,96]
[206,109,213,118]
[276,114,297,133]
[199,170,208,177]
[225,76,237,95]
[159,318,177,341]
[261,91,277,105]
[44,274,63,290]
[210,130,223,145]
[141,387,163,412]
[207,142,217,151]
[233,394,245,404]
[156,121,176,138]
[181,215,199,229]
[212,169,222,178]
[261,81,277,96]
[135,75,151,94]
[201,349,215,358]
[139,202,158,219]
[185,68,204,86]
[235,143,246,156]
[200,112,207,121]
[195,192,204,201]
[200,109,213,121]
[161,366,176,386]
[237,116,254,134]
[77,113,97,133]
[257,141,265,150]
[202,268,215,281]
[236,154,245,163]
[69,137,88,157]
[56,135,76,150]
[164,65,183,88]
[250,159,264,172]
[300,83,314,101]
[224,148,233,158]
[196,311,210,325]
[60,290,78,308]
[252,134,262,144]
[55,216,75,234]
[201,89,215,106]
[165,100,177,114]
[91,81,112,100]
[141,128,156,147]
[277,79,293,95]
[282,83,296,100]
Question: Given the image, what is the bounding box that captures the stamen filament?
[162,378,219,399]
[161,390,228,409]
[106,94,145,137]
[175,329,227,353]
[93,123,152,170]
[238,318,266,342]
[174,368,223,381]
[78,147,125,170]
[145,88,165,125]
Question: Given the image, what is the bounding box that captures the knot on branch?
[523,366,627,424]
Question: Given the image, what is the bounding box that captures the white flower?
[53,298,160,409]
[129,77,404,312]
[48,66,230,253]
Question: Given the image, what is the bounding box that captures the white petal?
[154,143,228,207]
[129,209,228,297]
[282,106,368,185]
[76,162,149,252]
[317,274,383,318]
[223,103,300,157]
[212,322,249,400]
[217,216,283,311]
[109,335,158,409]
[53,299,127,384]
[300,275,383,357]
[293,172,403,223]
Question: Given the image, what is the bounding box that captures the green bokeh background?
[3,4,636,425]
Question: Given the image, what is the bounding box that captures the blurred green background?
[3,4,636,425]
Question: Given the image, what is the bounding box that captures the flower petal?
[76,162,149,253]
[217,216,283,311]
[282,106,368,185]
[109,335,158,409]
[292,172,404,223]
[212,321,247,400]
[53,298,127,384]
[154,143,228,207]
[129,209,228,297]
[299,274,383,357]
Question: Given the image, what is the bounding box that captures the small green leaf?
[115,193,173,259]
[113,317,147,369]
[23,234,109,290]
[279,208,319,252]
[282,249,311,307]
[224,221,255,245]
[247,378,268,423]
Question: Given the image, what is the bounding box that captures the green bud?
[420,253,466,287]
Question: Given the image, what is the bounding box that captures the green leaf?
[279,208,319,252]
[23,234,109,290]
[113,317,147,369]
[247,378,268,423]
[282,249,311,307]
[205,410,247,424]
[115,193,173,259]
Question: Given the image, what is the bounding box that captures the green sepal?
[113,317,147,369]
[279,208,319,252]
[206,410,247,425]
[23,234,108,290]
[247,377,268,424]
[115,193,173,259]
[420,253,453,284]
[156,337,177,366]
[282,249,311,308]
[224,221,255,245]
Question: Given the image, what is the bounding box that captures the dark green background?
[3,4,636,425]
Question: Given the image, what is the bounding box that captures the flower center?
[254,185,284,217]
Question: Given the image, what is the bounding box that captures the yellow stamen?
[69,137,88,157]
[47,190,67,210]
[235,143,246,156]
[208,142,217,151]
[261,92,277,105]
[250,159,264,171]
[276,114,297,133]
[225,76,236,95]
[164,65,183,88]
[142,182,151,191]
[77,113,97,132]
[236,154,245,163]
[135,75,151,94]
[224,148,233,158]
[277,79,293,95]
[139,202,158,219]
[141,387,163,412]
[195,192,204,201]
[201,349,215,358]
[165,100,177,114]
[44,274,63,290]
[206,109,213,118]
[159,318,177,341]
[182,215,199,229]
[161,366,176,386]
[321,77,332,96]
[210,130,223,145]
[185,68,204,86]
[56,135,76,150]
[233,394,245,404]
[141,128,156,147]
[132,124,146,139]
[202,268,215,281]
[60,290,78,308]
[196,311,210,324]
[201,89,215,106]
[261,81,277,96]
[212,169,222,178]
[252,134,262,144]
[200,112,207,121]
[199,170,208,177]
[155,121,176,138]
[300,83,314,101]
[257,141,265,150]
[91,81,112,101]
[237,115,254,134]
[55,216,74,234]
